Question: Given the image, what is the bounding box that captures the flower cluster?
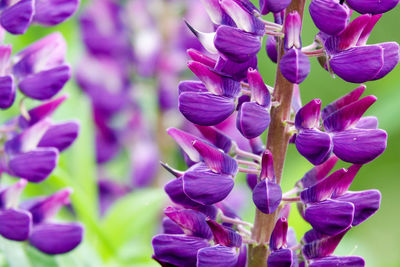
[76,0,214,214]
[152,0,400,266]
[0,0,83,255]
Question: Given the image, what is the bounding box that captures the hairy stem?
[248,1,306,266]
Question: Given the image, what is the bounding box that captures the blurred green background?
[0,1,399,266]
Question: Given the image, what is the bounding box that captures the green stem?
[248,1,306,266]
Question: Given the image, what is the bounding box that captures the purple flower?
[309,0,351,35]
[294,86,387,165]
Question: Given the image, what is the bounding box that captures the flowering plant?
[152,0,400,266]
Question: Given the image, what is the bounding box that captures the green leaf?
[100,188,166,263]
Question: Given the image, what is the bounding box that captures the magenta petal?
[247,68,271,107]
[197,245,238,267]
[187,48,217,68]
[18,65,71,100]
[193,140,238,175]
[18,95,68,129]
[323,95,377,132]
[0,0,33,35]
[329,45,384,83]
[0,75,16,109]
[0,209,31,241]
[373,42,400,80]
[334,190,381,226]
[357,15,382,46]
[295,129,333,165]
[183,170,234,205]
[280,48,311,84]
[295,99,321,129]
[167,128,201,162]
[33,0,79,26]
[29,222,83,254]
[8,148,59,183]
[332,128,387,164]
[178,80,208,94]
[38,121,79,151]
[302,228,349,259]
[269,217,288,251]
[252,180,282,214]
[266,36,278,64]
[299,155,338,189]
[332,164,362,197]
[321,85,365,121]
[179,92,235,126]
[264,0,292,13]
[195,125,232,153]
[164,207,212,239]
[162,218,184,235]
[236,102,270,139]
[260,150,275,181]
[206,219,242,247]
[152,234,210,267]
[305,200,354,236]
[215,25,262,63]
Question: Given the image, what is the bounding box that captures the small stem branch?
[235,147,262,162]
[220,214,253,228]
[238,167,260,175]
[236,159,260,169]
[282,187,300,198]
[282,196,301,202]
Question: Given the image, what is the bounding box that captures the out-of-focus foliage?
[0,1,398,266]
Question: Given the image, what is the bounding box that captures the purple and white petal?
[295,129,333,166]
[197,245,238,267]
[252,179,282,214]
[38,121,79,151]
[280,48,310,84]
[236,102,270,139]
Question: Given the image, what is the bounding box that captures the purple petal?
[0,75,16,109]
[8,148,58,183]
[164,178,202,207]
[295,99,321,130]
[357,15,382,46]
[329,45,384,83]
[332,128,387,164]
[266,35,278,63]
[295,129,333,165]
[270,217,288,251]
[183,170,234,205]
[187,48,217,68]
[292,84,302,114]
[252,179,282,214]
[302,228,349,259]
[299,155,338,189]
[215,56,258,81]
[38,121,79,151]
[0,0,33,35]
[280,48,311,84]
[264,0,292,13]
[162,218,184,235]
[23,188,72,224]
[179,92,235,126]
[195,125,232,153]
[305,200,354,236]
[235,245,247,267]
[197,245,238,267]
[355,116,378,129]
[323,96,377,132]
[18,94,68,129]
[309,0,350,35]
[246,173,258,190]
[152,234,210,267]
[187,61,223,95]
[284,11,302,50]
[29,222,83,254]
[0,179,27,209]
[334,190,381,226]
[247,68,271,107]
[310,256,365,267]
[214,25,261,63]
[164,207,212,239]
[178,80,208,94]
[373,42,400,80]
[33,0,79,26]
[200,0,224,25]
[236,102,270,139]
[267,249,295,267]
[184,21,218,54]
[346,0,400,14]
[18,65,71,100]
[321,85,365,121]
[206,219,242,247]
[0,209,31,241]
